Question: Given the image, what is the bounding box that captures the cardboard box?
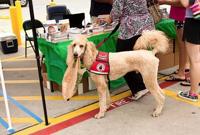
[42,72,48,89]
[42,71,90,94]
[157,39,178,70]
[157,53,175,70]
[165,39,174,54]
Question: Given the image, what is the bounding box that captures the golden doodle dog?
[62,30,169,119]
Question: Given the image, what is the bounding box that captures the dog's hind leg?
[141,66,165,117]
[91,74,110,119]
[149,86,165,117]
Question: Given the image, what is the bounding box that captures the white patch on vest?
[96,63,106,72]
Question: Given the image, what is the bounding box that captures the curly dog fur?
[62,30,169,118]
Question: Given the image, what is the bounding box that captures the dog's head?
[70,35,88,59]
[67,35,97,66]
[62,35,96,101]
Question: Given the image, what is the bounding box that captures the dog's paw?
[106,105,110,110]
[94,113,105,119]
[152,110,161,117]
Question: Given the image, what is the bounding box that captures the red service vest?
[89,51,110,75]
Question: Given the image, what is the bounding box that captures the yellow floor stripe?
[0,95,98,101]
[14,91,132,135]
[0,80,39,84]
[16,58,35,61]
[3,67,37,71]
[0,16,9,19]
[159,76,168,81]
[2,58,35,62]
[1,53,34,62]
[158,74,164,79]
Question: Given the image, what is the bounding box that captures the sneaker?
[132,89,149,101]
[177,91,198,102]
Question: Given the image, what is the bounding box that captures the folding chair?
[63,13,85,28]
[23,19,46,58]
[46,5,71,23]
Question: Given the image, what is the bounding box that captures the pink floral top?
[110,0,155,39]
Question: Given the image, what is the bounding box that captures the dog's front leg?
[95,87,107,119]
[106,87,111,109]
[91,75,109,119]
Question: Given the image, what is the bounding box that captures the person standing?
[158,0,199,102]
[165,6,190,81]
[178,0,200,101]
[98,0,155,100]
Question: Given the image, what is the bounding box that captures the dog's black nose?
[67,99,70,101]
[73,53,78,57]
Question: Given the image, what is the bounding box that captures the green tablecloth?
[38,32,126,89]
[38,18,176,90]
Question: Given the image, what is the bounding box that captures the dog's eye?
[80,45,84,48]
[73,44,76,47]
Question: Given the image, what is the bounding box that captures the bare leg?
[176,28,190,78]
[185,42,200,94]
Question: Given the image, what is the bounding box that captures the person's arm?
[97,0,124,24]
[95,0,113,5]
[110,0,124,22]
[180,0,192,7]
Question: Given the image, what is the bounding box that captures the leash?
[96,23,120,49]
[95,23,120,90]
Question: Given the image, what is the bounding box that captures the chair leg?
[50,81,54,92]
[25,39,27,58]
[30,41,35,53]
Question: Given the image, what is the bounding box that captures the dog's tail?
[134,30,169,55]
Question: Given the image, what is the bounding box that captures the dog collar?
[89,51,110,75]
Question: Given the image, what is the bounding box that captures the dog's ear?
[62,58,80,100]
[86,41,94,47]
[67,42,74,65]
[86,41,97,56]
[62,41,81,100]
